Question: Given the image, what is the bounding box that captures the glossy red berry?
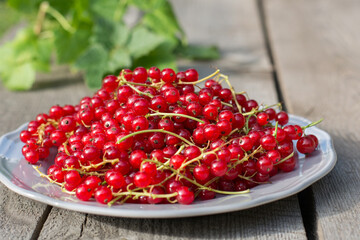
[134,172,151,188]
[161,68,176,83]
[133,67,148,83]
[176,186,194,204]
[203,124,220,141]
[184,69,199,82]
[94,186,113,204]
[296,136,316,154]
[276,111,289,125]
[76,184,94,201]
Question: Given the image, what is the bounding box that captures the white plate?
[0,115,336,218]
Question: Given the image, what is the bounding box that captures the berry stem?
[274,152,294,166]
[116,129,194,146]
[147,112,205,124]
[302,118,323,130]
[81,158,120,171]
[168,167,250,195]
[220,101,233,107]
[237,174,269,184]
[32,166,63,186]
[122,81,154,98]
[220,74,243,113]
[178,69,220,85]
[112,190,178,199]
[62,167,106,176]
[46,5,75,33]
[242,103,281,116]
[273,121,279,139]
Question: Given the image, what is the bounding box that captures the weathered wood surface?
[0,73,91,239]
[0,0,311,239]
[265,0,360,239]
[171,0,271,72]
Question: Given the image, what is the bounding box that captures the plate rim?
[0,115,337,218]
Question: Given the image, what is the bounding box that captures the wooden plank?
[37,70,306,240]
[265,0,360,239]
[0,69,91,239]
[78,198,304,240]
[0,1,306,239]
[170,0,272,72]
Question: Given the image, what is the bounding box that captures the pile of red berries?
[20,67,320,205]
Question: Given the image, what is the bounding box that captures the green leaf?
[127,26,164,59]
[47,0,75,15]
[108,48,132,72]
[7,0,41,13]
[92,17,116,50]
[176,44,220,60]
[112,23,130,47]
[133,41,177,70]
[3,63,36,91]
[141,0,184,40]
[33,37,53,71]
[75,44,108,89]
[54,25,91,63]
[0,28,51,90]
[89,0,120,21]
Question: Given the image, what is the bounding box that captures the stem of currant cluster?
[168,167,250,195]
[302,118,323,130]
[33,166,63,186]
[122,80,154,98]
[147,112,205,124]
[178,69,220,85]
[116,129,194,146]
[274,152,294,166]
[242,103,281,116]
[220,74,243,113]
[45,4,75,33]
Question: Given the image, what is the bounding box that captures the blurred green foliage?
[0,0,219,90]
[0,1,22,37]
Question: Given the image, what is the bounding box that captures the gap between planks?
[256,0,317,239]
[30,205,52,240]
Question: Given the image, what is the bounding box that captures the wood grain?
[0,69,91,239]
[265,0,360,239]
[75,198,305,240]
[171,0,271,72]
[0,0,309,239]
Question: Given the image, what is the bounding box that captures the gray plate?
[0,115,336,218]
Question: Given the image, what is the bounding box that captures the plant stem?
[274,152,294,166]
[302,118,323,130]
[116,129,194,146]
[148,112,204,124]
[178,69,220,85]
[46,5,75,33]
[220,74,243,113]
[34,1,49,35]
[122,81,154,98]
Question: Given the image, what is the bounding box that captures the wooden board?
[0,0,308,239]
[265,0,360,239]
[39,198,305,240]
[0,70,91,239]
[171,0,271,72]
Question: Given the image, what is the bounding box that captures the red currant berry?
[176,186,194,204]
[94,186,113,204]
[161,68,176,83]
[133,67,148,83]
[296,136,316,154]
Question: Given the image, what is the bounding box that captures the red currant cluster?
[20,67,320,205]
